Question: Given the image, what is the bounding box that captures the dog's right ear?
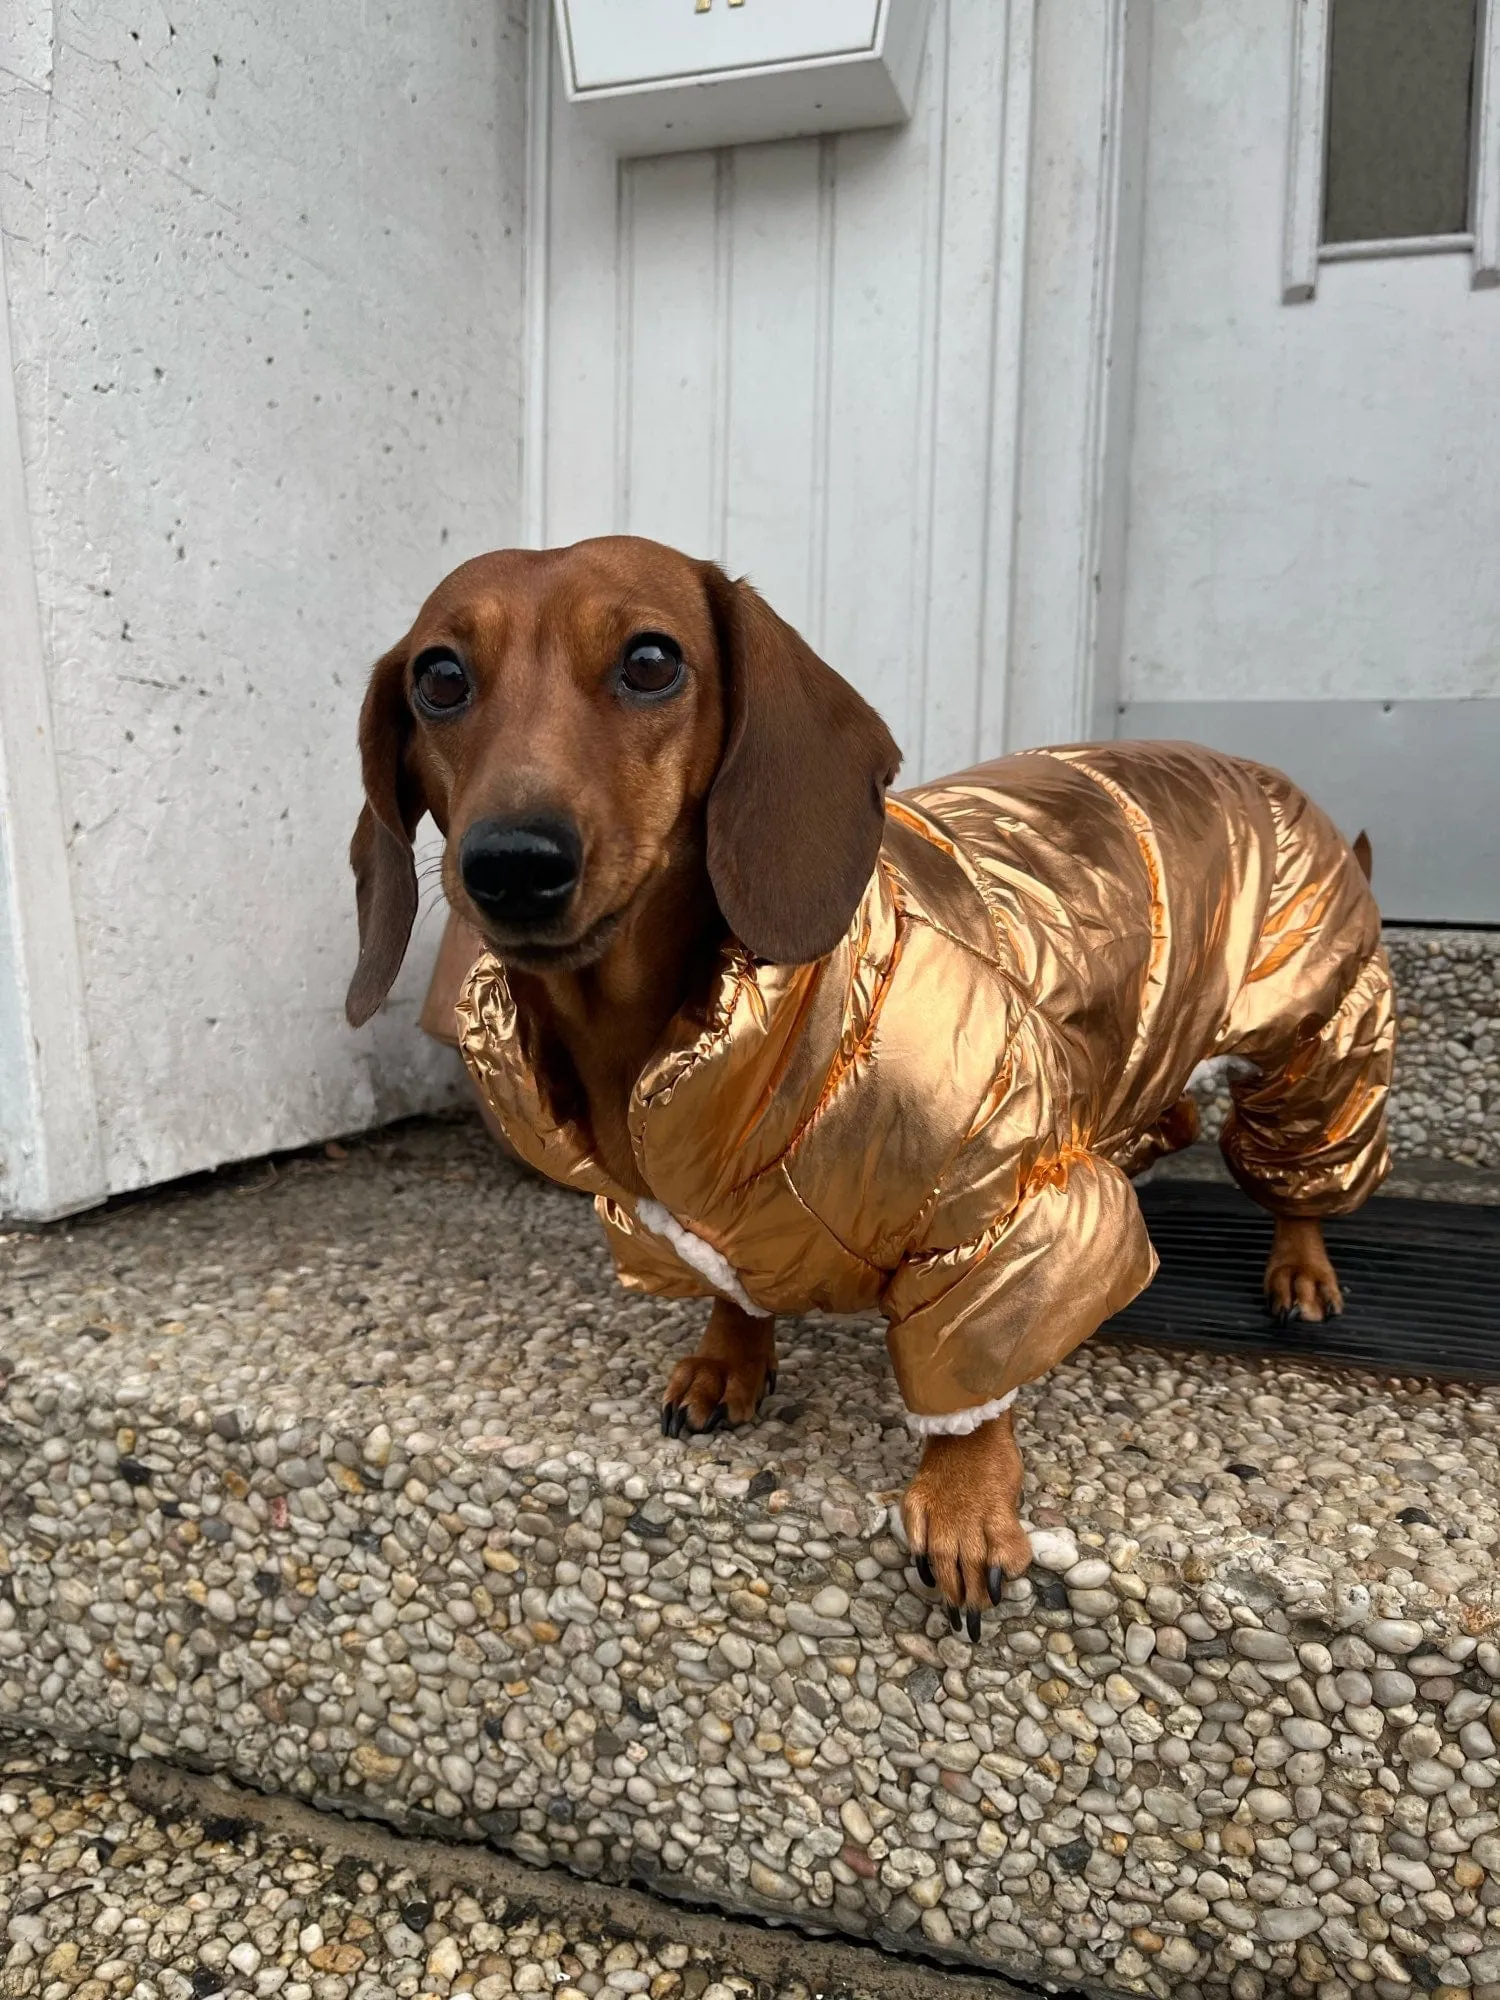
[345,641,425,1027]
[703,566,901,964]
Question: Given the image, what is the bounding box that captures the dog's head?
[345,536,901,1024]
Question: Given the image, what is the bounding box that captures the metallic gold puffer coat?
[457,743,1394,1431]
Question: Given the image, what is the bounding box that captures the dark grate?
[1104,1181,1500,1383]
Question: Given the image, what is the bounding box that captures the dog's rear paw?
[660,1349,776,1438]
[1264,1218,1344,1325]
[901,1417,1033,1641]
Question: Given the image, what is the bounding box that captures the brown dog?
[347,536,1393,1632]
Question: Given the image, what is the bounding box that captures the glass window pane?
[1323,0,1477,244]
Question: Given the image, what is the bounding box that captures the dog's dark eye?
[619,632,684,699]
[411,649,472,718]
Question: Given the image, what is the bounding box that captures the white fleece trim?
[635,1199,773,1318]
[1188,1055,1259,1091]
[905,1388,1019,1437]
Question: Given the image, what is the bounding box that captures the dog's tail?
[1352,830,1373,883]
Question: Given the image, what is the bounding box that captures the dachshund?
[346,535,1393,1630]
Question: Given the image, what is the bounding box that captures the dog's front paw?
[901,1416,1033,1641]
[660,1300,778,1438]
[660,1350,776,1436]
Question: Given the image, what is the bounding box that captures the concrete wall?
[0,0,529,1217]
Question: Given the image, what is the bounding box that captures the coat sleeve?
[881,1149,1157,1431]
[596,1197,718,1303]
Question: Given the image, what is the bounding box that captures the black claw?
[955,1557,966,1605]
[670,1404,689,1438]
[709,1402,729,1433]
[915,1554,936,1589]
[965,1609,982,1643]
[766,1370,778,1396]
[947,1606,963,1634]
[987,1565,1004,1605]
[661,1404,674,1436]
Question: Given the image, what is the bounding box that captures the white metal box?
[553,0,933,157]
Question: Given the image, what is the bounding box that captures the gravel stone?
[429,1938,465,1980]
[1027,1528,1078,1573]
[1371,1668,1418,1705]
[716,1632,754,1671]
[1231,1628,1295,1663]
[1365,1617,1425,1654]
[1063,1558,1111,1589]
[1258,1907,1324,1943]
[1245,1788,1294,1822]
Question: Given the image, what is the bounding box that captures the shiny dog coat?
[458,742,1394,1432]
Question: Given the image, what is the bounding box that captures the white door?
[1116,0,1500,921]
[530,0,1038,784]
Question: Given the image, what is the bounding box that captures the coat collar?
[456,870,905,1217]
[456,927,830,1215]
[454,797,994,1220]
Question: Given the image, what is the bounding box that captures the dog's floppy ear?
[346,641,426,1027]
[703,566,901,964]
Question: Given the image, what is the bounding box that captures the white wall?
[0,0,529,1217]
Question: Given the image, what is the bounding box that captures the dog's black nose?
[459,817,582,928]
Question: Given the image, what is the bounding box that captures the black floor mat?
[1103,1181,1500,1382]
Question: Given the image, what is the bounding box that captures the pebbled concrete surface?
[0,1727,1039,2000]
[0,1117,1498,1999]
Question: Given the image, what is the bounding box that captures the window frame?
[1282,0,1500,300]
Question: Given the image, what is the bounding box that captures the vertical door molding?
[0,232,106,1220]
[1473,0,1500,285]
[535,0,625,547]
[522,0,555,543]
[1005,0,1150,751]
[807,135,838,654]
[910,0,1042,777]
[708,148,736,561]
[973,0,1039,759]
[1282,0,1332,302]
